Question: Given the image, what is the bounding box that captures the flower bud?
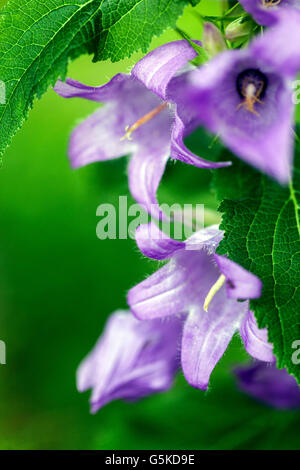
[202,22,227,57]
[225,18,253,41]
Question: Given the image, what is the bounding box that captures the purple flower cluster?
[55,6,300,412]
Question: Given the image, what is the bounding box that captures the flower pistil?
[203,274,226,312]
[121,102,168,141]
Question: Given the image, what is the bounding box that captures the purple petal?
[181,291,248,390]
[128,256,195,320]
[135,222,185,260]
[128,243,219,320]
[240,311,275,362]
[67,103,134,168]
[128,150,169,219]
[170,112,232,169]
[222,88,294,184]
[185,225,224,252]
[235,362,300,409]
[55,75,135,167]
[132,40,200,101]
[167,71,231,170]
[214,254,262,300]
[251,9,300,77]
[77,310,181,412]
[54,74,130,102]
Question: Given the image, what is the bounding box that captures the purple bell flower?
[240,0,300,26]
[54,41,229,218]
[185,13,300,183]
[77,310,182,412]
[235,362,300,409]
[128,223,274,390]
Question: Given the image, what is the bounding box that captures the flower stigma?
[262,0,282,7]
[236,68,268,117]
[203,274,226,312]
[121,102,168,141]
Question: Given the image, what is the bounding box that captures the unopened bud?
[202,22,227,57]
[225,18,252,41]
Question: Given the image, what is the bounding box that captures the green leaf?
[213,148,300,382]
[0,0,191,160]
[0,0,103,160]
[95,0,189,62]
[175,27,208,65]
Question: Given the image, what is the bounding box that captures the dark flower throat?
[236,68,268,116]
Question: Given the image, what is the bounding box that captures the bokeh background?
[0,0,300,450]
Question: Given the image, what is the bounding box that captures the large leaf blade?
[0,0,103,159]
[95,0,188,62]
[214,147,300,381]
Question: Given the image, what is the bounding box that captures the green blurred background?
[0,0,300,450]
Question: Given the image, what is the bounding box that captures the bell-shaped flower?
[54,41,229,218]
[77,310,181,412]
[127,223,274,390]
[235,361,300,409]
[184,12,300,183]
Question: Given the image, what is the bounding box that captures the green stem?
[223,1,241,18]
